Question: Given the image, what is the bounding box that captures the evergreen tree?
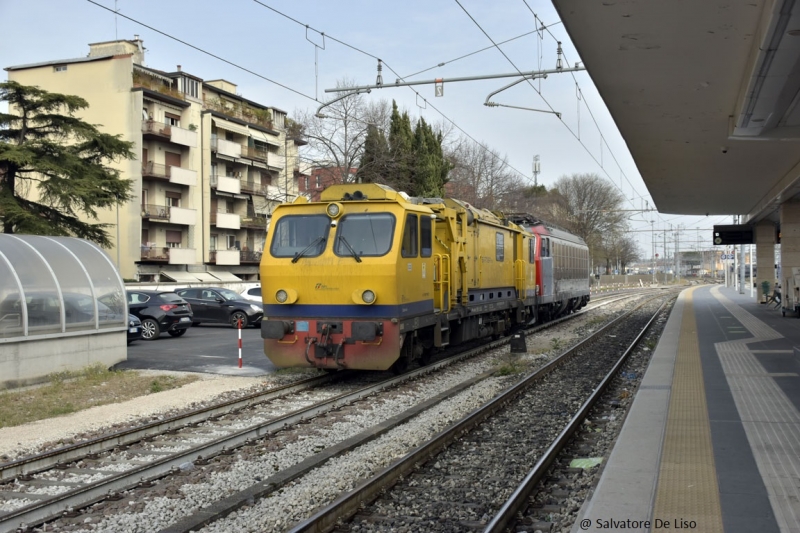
[0,81,134,246]
[409,118,451,198]
[387,101,414,194]
[356,123,389,184]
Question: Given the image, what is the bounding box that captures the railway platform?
[574,283,800,533]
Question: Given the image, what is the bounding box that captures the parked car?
[127,313,143,344]
[174,287,263,328]
[240,285,262,303]
[126,290,193,340]
[0,291,124,329]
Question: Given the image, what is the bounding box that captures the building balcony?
[167,247,196,265]
[209,249,240,265]
[267,153,286,171]
[140,205,196,226]
[141,203,170,220]
[169,166,197,187]
[142,163,197,186]
[240,145,268,162]
[169,126,197,148]
[241,216,267,229]
[239,250,263,264]
[210,174,241,195]
[169,206,197,226]
[140,245,169,262]
[139,246,195,264]
[211,138,241,158]
[210,212,240,230]
[240,179,268,195]
[142,120,172,139]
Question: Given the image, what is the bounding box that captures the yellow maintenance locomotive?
[260,183,588,372]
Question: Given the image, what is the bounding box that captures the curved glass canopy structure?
[0,235,126,340]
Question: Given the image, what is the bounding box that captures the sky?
[0,0,731,261]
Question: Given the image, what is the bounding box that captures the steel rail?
[483,298,672,532]
[286,294,669,533]
[0,373,341,484]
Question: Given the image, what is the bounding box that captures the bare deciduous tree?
[294,80,391,181]
[445,138,522,210]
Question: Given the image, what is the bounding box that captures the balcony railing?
[141,204,170,219]
[240,250,263,263]
[241,216,267,229]
[142,161,170,180]
[142,120,172,137]
[240,179,268,195]
[140,246,169,261]
[204,98,274,130]
[240,145,268,162]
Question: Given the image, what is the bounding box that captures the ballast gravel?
[2,296,634,532]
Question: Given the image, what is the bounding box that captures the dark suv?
[175,287,263,328]
[127,290,193,340]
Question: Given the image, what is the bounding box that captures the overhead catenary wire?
[456,0,672,239]
[250,0,534,182]
[86,0,319,102]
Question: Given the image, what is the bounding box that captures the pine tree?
[388,101,414,194]
[356,123,389,184]
[0,81,134,246]
[410,118,450,197]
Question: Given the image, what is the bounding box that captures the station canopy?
[0,235,127,340]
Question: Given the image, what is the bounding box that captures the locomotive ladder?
[433,253,451,313]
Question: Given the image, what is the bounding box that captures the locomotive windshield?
[270,215,330,258]
[334,213,395,257]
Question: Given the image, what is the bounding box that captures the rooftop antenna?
[114,0,119,40]
[532,155,540,187]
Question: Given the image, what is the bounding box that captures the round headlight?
[276,290,288,303]
[362,290,376,304]
[327,203,341,217]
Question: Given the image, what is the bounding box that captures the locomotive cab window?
[402,214,418,257]
[270,214,330,258]
[334,213,395,257]
[496,233,504,262]
[421,215,432,258]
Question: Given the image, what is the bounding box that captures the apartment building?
[298,166,358,201]
[5,37,303,282]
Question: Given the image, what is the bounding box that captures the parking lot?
[118,323,278,376]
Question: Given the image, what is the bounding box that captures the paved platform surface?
[574,284,800,533]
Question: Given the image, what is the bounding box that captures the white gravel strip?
[0,498,37,512]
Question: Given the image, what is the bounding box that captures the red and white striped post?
[237,318,243,368]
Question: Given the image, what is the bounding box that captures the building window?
[166,230,182,248]
[53,65,67,72]
[182,77,199,98]
[227,235,236,249]
[166,191,181,208]
[164,112,181,127]
[304,177,309,189]
[315,176,321,188]
[210,234,218,251]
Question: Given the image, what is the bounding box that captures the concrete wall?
[0,331,127,390]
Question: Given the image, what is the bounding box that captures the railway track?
[286,294,671,532]
[0,289,661,533]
